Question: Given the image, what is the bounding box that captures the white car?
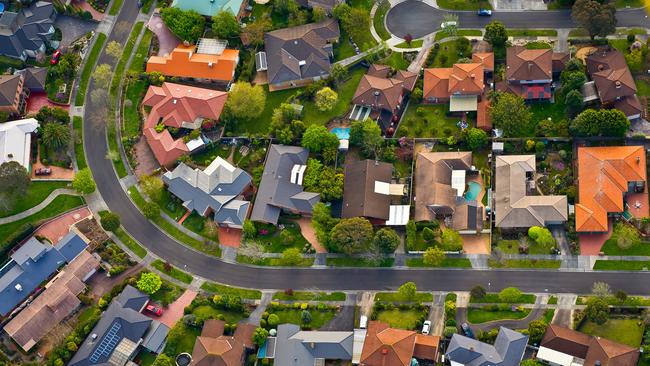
[422,320,431,335]
[440,21,457,29]
[360,315,368,329]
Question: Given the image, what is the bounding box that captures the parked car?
[360,315,368,329]
[477,9,492,16]
[422,320,431,335]
[50,50,62,65]
[461,323,475,338]
[440,21,457,29]
[145,303,163,316]
[34,167,52,176]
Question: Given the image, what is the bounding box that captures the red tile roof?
[146,45,239,82]
[360,321,416,366]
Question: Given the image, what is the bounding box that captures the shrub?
[267,314,280,327]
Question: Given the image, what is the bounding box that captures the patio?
[34,206,92,243]
[26,93,69,116]
[578,219,614,255]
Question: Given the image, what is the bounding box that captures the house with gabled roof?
[162,156,252,229]
[0,117,39,169]
[446,327,528,366]
[358,321,439,366]
[0,74,28,116]
[575,146,647,233]
[0,1,57,61]
[190,319,256,366]
[494,155,568,229]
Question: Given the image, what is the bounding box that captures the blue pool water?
[331,127,350,140]
[465,181,482,201]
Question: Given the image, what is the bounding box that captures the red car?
[50,50,62,65]
[34,167,52,176]
[145,303,163,316]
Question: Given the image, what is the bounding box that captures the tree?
[570,109,629,137]
[301,125,339,153]
[484,21,508,47]
[92,63,113,89]
[440,229,462,251]
[42,122,71,151]
[280,248,303,266]
[160,7,205,43]
[350,119,383,158]
[312,6,327,22]
[267,313,280,327]
[253,327,269,346]
[329,64,348,86]
[137,272,162,294]
[592,281,611,298]
[274,0,299,15]
[301,310,312,324]
[498,287,522,303]
[303,159,344,201]
[528,319,548,345]
[584,296,609,324]
[423,247,445,266]
[242,17,272,47]
[142,201,160,219]
[403,33,413,45]
[314,87,338,111]
[140,175,164,202]
[242,220,257,239]
[330,217,374,255]
[470,285,486,300]
[212,10,240,39]
[398,282,417,301]
[527,226,556,247]
[105,41,122,60]
[614,222,639,249]
[489,92,533,137]
[560,70,587,95]
[225,82,266,120]
[312,202,339,247]
[338,8,370,42]
[99,210,120,232]
[615,290,627,303]
[465,128,488,150]
[564,89,584,117]
[374,228,400,254]
[72,168,96,194]
[572,0,616,40]
[152,354,174,366]
[422,227,436,242]
[0,161,30,211]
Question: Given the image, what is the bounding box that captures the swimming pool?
[331,127,350,140]
[465,181,482,201]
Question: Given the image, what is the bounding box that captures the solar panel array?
[89,322,122,363]
[197,38,227,56]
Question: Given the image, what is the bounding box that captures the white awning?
[374,181,390,195]
[352,329,367,364]
[339,139,349,150]
[451,170,466,197]
[186,136,205,152]
[449,95,478,112]
[386,205,410,226]
[536,346,583,366]
[389,183,405,196]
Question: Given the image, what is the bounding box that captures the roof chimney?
[528,62,532,72]
[598,64,604,71]
[15,284,22,291]
[470,73,475,79]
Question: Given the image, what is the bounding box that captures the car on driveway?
[461,323,474,338]
[50,50,62,65]
[34,167,52,176]
[477,9,492,16]
[145,303,163,316]
[422,320,431,335]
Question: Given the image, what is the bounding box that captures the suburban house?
[250,144,320,225]
[162,156,252,229]
[446,327,528,366]
[0,117,39,169]
[0,1,57,61]
[0,74,28,115]
[146,41,239,84]
[423,53,493,130]
[142,82,228,167]
[414,152,484,233]
[68,286,170,366]
[0,232,92,317]
[341,159,409,226]
[260,323,354,365]
[537,324,640,366]
[171,0,246,17]
[15,67,47,93]
[583,47,643,120]
[497,46,567,102]
[494,155,568,229]
[189,319,257,366]
[575,146,647,233]
[351,64,417,132]
[3,233,99,351]
[358,321,440,366]
[257,19,340,91]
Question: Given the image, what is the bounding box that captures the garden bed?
[406,257,472,268]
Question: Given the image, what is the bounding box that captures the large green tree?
[489,92,533,137]
[212,10,240,39]
[398,282,418,301]
[498,287,522,303]
[301,125,339,153]
[312,202,339,247]
[160,7,206,43]
[314,87,338,111]
[330,217,374,255]
[350,119,383,159]
[528,226,556,247]
[572,0,616,40]
[373,227,400,254]
[0,161,30,211]
[584,296,609,324]
[483,21,508,47]
[465,128,488,150]
[72,168,96,194]
[303,158,344,201]
[42,122,71,151]
[225,82,266,120]
[423,246,445,266]
[137,272,162,295]
[570,109,629,137]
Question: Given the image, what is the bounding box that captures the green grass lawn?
[0,55,25,74]
[122,79,147,138]
[73,116,87,169]
[375,292,434,302]
[434,29,482,41]
[397,104,463,138]
[149,279,184,305]
[201,281,262,299]
[636,79,650,96]
[129,29,153,73]
[542,309,555,323]
[495,239,556,255]
[395,40,424,49]
[467,308,531,324]
[272,291,346,301]
[273,308,337,329]
[151,259,193,284]
[237,254,315,267]
[135,351,156,366]
[593,260,650,271]
[76,33,107,106]
[427,40,468,67]
[114,227,147,258]
[376,309,426,329]
[334,29,357,61]
[163,322,201,357]
[406,258,472,268]
[436,0,491,10]
[578,318,644,347]
[470,293,536,304]
[110,22,143,96]
[489,259,561,269]
[548,296,558,305]
[507,29,558,37]
[378,51,411,70]
[192,305,247,324]
[614,0,643,7]
[601,239,650,256]
[254,222,310,253]
[108,0,125,15]
[373,1,391,41]
[326,257,394,267]
[0,181,69,218]
[348,0,378,49]
[529,101,567,125]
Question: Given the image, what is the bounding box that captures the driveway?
[55,15,98,47]
[152,289,198,328]
[148,14,180,57]
[320,306,355,331]
[456,305,545,334]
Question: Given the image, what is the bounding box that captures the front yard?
[467,306,531,324]
[0,181,69,218]
[397,104,465,138]
[373,303,430,330]
[578,318,644,347]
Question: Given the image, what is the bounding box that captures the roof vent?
[374,91,380,96]
[598,64,605,71]
[299,60,306,66]
[637,156,641,164]
[528,62,532,72]
[91,333,98,340]
[15,284,22,291]
[470,73,475,79]
[381,348,388,355]
[173,99,177,104]
[208,62,213,68]
[615,81,621,89]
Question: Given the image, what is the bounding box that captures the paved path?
[0,189,80,224]
[428,292,446,336]
[247,292,273,325]
[551,294,577,328]
[154,289,198,328]
[456,295,546,333]
[293,217,326,253]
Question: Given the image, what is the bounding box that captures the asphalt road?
[386,1,648,39]
[83,2,650,294]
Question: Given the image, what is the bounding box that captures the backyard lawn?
[529,101,567,126]
[397,104,464,138]
[578,318,644,347]
[376,309,427,330]
[0,181,69,218]
[163,322,201,357]
[378,51,412,70]
[636,79,650,96]
[467,307,531,324]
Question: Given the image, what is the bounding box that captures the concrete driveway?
[55,15,97,47]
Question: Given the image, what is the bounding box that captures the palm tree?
[42,123,71,151]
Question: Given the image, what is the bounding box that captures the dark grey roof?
[250,144,320,224]
[264,19,339,85]
[162,157,252,227]
[273,324,353,366]
[0,2,56,59]
[54,232,89,262]
[0,74,22,108]
[0,237,67,316]
[69,286,153,366]
[16,67,47,91]
[446,327,527,366]
[142,321,170,354]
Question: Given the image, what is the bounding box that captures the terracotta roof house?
[351,64,417,131]
[359,321,439,366]
[4,246,99,351]
[142,82,228,166]
[190,319,256,366]
[584,47,642,120]
[250,144,320,225]
[495,155,568,229]
[473,52,494,72]
[0,117,39,169]
[414,152,484,233]
[162,156,252,228]
[537,324,640,366]
[446,327,528,366]
[342,159,408,226]
[69,286,170,366]
[575,146,646,233]
[0,74,28,115]
[497,46,567,101]
[0,1,57,61]
[171,0,247,17]
[146,41,239,83]
[258,19,340,91]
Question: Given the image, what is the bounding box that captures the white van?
[359,315,368,329]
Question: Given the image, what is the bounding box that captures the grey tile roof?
[141,321,170,354]
[16,67,47,91]
[0,1,56,59]
[250,144,320,224]
[446,327,528,366]
[162,157,252,228]
[273,324,353,366]
[54,232,89,262]
[0,74,22,108]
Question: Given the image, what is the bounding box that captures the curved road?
[386,1,648,39]
[83,1,650,293]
